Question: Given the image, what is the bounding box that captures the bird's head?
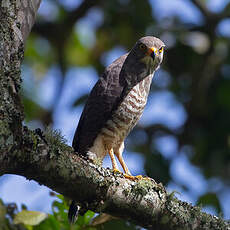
[132,36,165,71]
[123,36,165,86]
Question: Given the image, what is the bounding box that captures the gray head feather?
[122,36,165,87]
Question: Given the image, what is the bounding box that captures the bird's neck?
[140,73,154,97]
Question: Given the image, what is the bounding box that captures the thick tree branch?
[1,1,230,229]
[1,128,229,230]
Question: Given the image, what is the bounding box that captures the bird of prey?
[69,36,165,223]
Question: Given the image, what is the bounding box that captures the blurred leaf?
[83,210,95,225]
[23,96,48,122]
[74,210,95,228]
[66,33,90,67]
[216,80,230,111]
[33,215,60,230]
[24,35,54,78]
[0,200,14,230]
[13,210,47,226]
[145,152,170,185]
[197,193,222,214]
[72,94,88,107]
[0,199,7,230]
[0,199,6,220]
[52,200,67,223]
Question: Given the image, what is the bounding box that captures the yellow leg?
[115,142,130,174]
[115,143,147,180]
[117,154,131,175]
[115,143,138,180]
[109,149,120,173]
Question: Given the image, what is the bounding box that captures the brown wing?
[72,54,128,155]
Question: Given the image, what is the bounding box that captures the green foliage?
[72,94,88,107]
[145,152,170,184]
[23,97,48,122]
[33,194,71,230]
[0,199,10,230]
[0,198,26,230]
[0,195,141,230]
[24,35,54,77]
[197,193,222,215]
[0,195,97,230]
[13,210,47,226]
[66,33,91,67]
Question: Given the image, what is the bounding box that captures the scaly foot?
[124,174,151,180]
[124,174,141,180]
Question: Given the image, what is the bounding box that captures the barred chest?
[102,74,153,145]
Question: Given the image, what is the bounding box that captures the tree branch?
[1,1,230,229]
[190,0,213,19]
[32,0,101,42]
[219,2,230,19]
[1,128,229,230]
[191,0,230,22]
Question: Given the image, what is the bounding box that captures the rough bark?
[0,1,230,229]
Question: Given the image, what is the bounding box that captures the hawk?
[69,36,165,222]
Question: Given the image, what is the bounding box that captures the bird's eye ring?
[159,47,164,53]
[139,44,146,50]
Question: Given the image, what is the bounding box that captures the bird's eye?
[159,47,164,53]
[139,44,146,50]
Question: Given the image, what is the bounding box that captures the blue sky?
[1,0,230,220]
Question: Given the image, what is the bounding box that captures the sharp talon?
[124,174,136,180]
[135,175,144,179]
[123,174,141,180]
[124,174,148,180]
